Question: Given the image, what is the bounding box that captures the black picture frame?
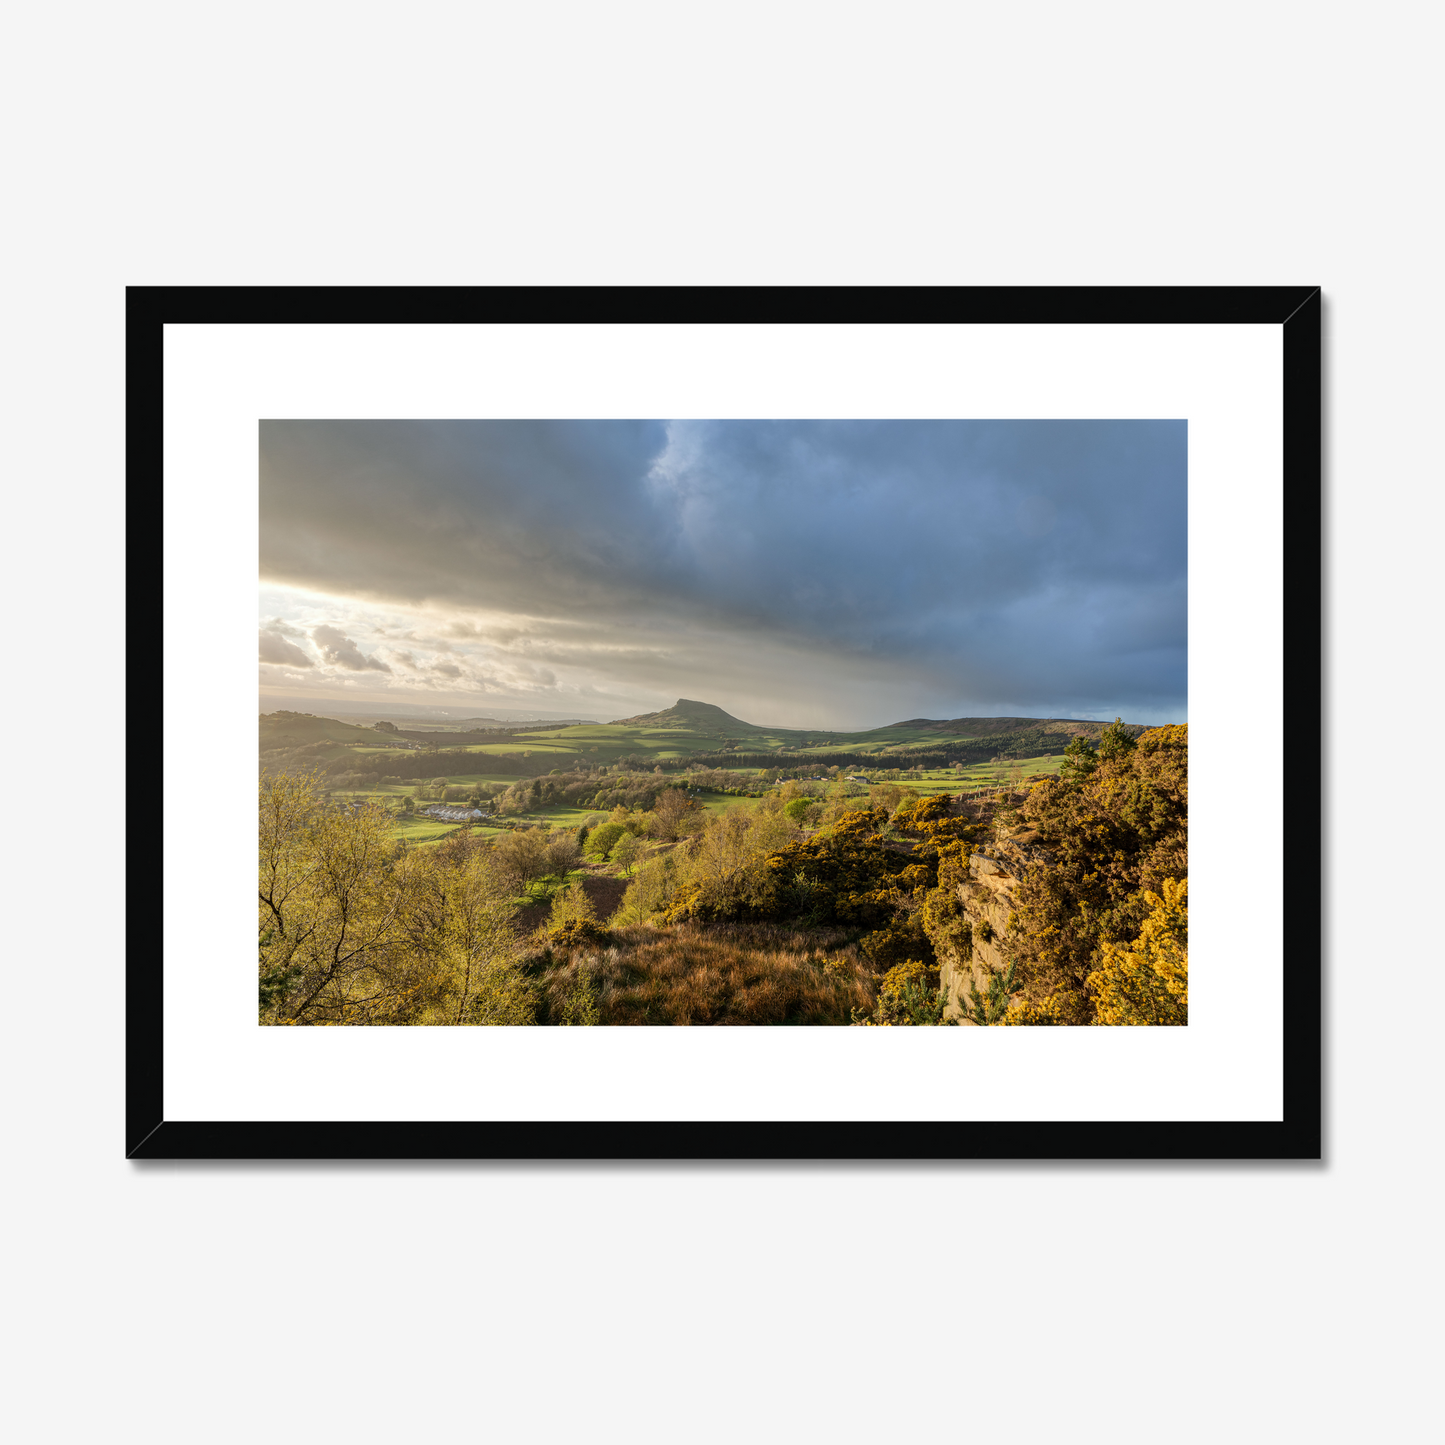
[128,285,1321,1161]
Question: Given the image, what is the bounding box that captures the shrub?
[585,821,627,860]
[893,793,953,831]
[859,915,936,973]
[918,884,972,962]
[1086,877,1187,1025]
[998,992,1088,1026]
[547,880,598,932]
[852,959,952,1026]
[1007,724,1188,1023]
[548,918,612,951]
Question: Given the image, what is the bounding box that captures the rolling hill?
[259,711,387,747]
[608,698,758,731]
[260,698,1148,780]
[886,715,1124,739]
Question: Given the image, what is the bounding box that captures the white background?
[166,321,1281,1122]
[5,4,1439,1444]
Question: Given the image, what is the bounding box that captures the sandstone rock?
[941,851,1026,1023]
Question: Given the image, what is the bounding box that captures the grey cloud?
[262,421,1185,722]
[259,629,313,668]
[262,420,669,615]
[312,624,391,673]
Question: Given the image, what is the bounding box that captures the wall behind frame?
[6,4,1433,1443]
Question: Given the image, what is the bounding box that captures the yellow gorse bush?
[1086,877,1188,1026]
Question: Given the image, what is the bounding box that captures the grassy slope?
[261,714,387,746]
[265,728,1083,778]
[264,703,1120,761]
[262,693,1115,774]
[509,700,1119,763]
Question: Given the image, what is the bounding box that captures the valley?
[259,698,1182,1028]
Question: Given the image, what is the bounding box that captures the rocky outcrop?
[938,834,1048,1024]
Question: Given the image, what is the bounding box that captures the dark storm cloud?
[261,420,1185,721]
[311,624,391,673]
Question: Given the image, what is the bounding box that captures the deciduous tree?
[650,787,695,842]
[493,826,551,891]
[612,832,643,875]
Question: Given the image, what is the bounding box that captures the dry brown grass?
[533,922,877,1026]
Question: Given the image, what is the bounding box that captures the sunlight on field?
[389,817,464,843]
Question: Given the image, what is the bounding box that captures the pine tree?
[1097,716,1138,762]
[963,959,1023,1025]
[1060,733,1098,781]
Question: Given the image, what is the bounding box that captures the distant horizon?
[261,420,1187,728]
[258,689,1178,733]
[258,692,606,723]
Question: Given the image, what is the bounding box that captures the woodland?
[258,716,1187,1027]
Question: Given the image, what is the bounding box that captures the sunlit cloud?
[310,624,390,673]
[258,628,312,668]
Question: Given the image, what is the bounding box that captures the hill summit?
[608,698,758,730]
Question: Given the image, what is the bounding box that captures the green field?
[495,718,929,764]
[325,759,1063,817]
[904,755,1067,791]
[318,754,1068,852]
[491,803,600,829]
[264,699,1119,778]
[264,697,1100,857]
[381,771,522,787]
[389,816,474,844]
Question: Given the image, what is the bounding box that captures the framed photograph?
[130,286,1320,1159]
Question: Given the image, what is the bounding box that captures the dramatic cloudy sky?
[258,420,1186,727]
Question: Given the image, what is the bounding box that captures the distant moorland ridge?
[610,698,1128,740]
[259,699,1154,789]
[886,715,1126,737]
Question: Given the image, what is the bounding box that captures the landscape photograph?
[258,419,1187,1027]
